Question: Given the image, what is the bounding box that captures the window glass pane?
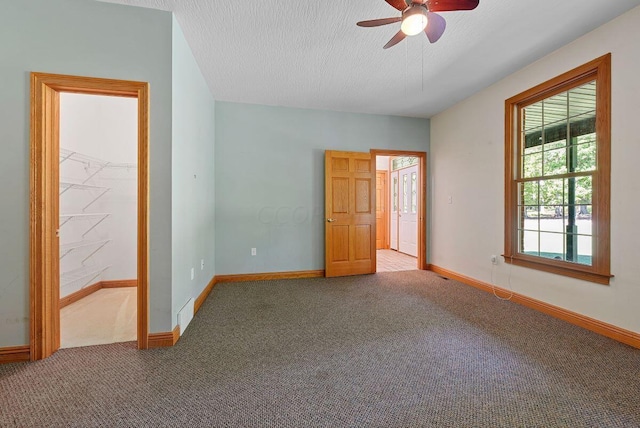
[539,207,564,232]
[576,204,592,220]
[543,92,568,128]
[568,81,596,119]
[573,136,596,173]
[411,172,417,213]
[393,177,398,211]
[564,176,592,205]
[523,152,543,178]
[523,102,542,132]
[521,208,540,230]
[545,140,566,151]
[518,205,526,223]
[540,179,563,205]
[569,113,596,138]
[519,229,539,257]
[575,132,595,145]
[523,127,543,155]
[525,206,561,222]
[576,176,593,205]
[563,231,593,266]
[539,232,565,261]
[403,174,408,213]
[519,181,539,206]
[543,148,567,176]
[524,142,542,154]
[392,157,419,171]
[574,207,593,237]
[576,235,593,266]
[576,221,592,237]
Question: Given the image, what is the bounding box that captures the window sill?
[502,255,612,285]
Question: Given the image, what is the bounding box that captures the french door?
[398,164,418,257]
[389,164,418,257]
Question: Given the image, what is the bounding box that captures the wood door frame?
[371,149,427,271]
[375,170,389,249]
[30,72,150,360]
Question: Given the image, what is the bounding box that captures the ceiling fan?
[357,0,479,49]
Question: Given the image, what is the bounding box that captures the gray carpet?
[1,270,639,427]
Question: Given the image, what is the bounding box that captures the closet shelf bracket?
[59,213,110,228]
[59,181,109,196]
[60,239,111,260]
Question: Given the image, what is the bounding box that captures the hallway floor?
[377,249,418,272]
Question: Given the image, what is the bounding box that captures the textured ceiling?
[98,0,640,118]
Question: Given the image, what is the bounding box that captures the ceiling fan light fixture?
[401,6,428,36]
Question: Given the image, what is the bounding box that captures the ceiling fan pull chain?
[421,36,424,92]
[405,35,408,96]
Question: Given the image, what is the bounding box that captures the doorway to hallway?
[372,151,426,273]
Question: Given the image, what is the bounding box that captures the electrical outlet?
[190,267,195,280]
[251,248,257,256]
[201,259,204,270]
[490,255,498,265]
[448,196,453,204]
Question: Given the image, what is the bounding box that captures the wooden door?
[398,164,418,257]
[325,151,376,277]
[375,171,388,249]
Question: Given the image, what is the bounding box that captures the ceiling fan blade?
[385,0,408,11]
[383,30,407,49]
[357,17,402,27]
[427,0,479,12]
[424,12,446,43]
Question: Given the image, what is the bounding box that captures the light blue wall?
[0,0,173,345]
[214,102,430,275]
[171,17,216,327]
[0,0,429,347]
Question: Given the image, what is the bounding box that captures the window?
[504,54,611,285]
[393,177,398,212]
[392,156,418,171]
[403,174,408,213]
[411,172,417,214]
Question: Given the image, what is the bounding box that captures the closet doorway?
[30,73,149,360]
[58,93,138,348]
[372,150,427,273]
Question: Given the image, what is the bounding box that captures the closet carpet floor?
[60,288,137,349]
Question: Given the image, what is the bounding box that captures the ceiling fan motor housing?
[401,5,429,36]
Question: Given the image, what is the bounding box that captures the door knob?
[327,218,336,222]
